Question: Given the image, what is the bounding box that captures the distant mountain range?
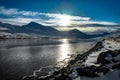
[0,22,110,38]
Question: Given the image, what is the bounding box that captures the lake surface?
[0,39,95,80]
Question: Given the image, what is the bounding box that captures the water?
[0,39,95,80]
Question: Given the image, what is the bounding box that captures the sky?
[0,0,120,33]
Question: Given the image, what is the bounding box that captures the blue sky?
[0,0,120,33]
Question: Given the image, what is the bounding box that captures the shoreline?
[23,38,120,80]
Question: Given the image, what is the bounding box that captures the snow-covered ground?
[80,69,120,80]
[72,39,120,80]
[85,39,120,66]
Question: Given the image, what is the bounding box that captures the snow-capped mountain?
[0,22,116,39]
[0,22,90,38]
[61,29,89,38]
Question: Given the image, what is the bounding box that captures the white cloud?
[40,13,90,21]
[0,6,40,16]
[70,20,118,26]
[0,6,90,21]
[0,17,58,26]
[0,6,18,15]
[78,27,117,33]
[0,18,42,25]
[57,27,117,33]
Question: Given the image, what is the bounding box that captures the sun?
[58,14,72,26]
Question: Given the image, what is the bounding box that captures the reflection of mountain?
[0,22,110,38]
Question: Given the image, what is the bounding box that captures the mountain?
[62,29,89,38]
[0,22,60,36]
[62,29,109,38]
[22,22,60,36]
[0,22,89,38]
[0,22,111,38]
[0,22,18,33]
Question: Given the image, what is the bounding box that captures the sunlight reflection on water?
[58,39,70,61]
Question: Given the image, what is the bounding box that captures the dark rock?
[97,50,120,64]
[112,59,118,63]
[76,67,99,77]
[23,76,38,80]
[110,50,120,57]
[53,70,60,75]
[97,52,111,64]
[96,66,110,74]
[112,63,120,69]
[108,46,112,48]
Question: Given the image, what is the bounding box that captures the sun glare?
[58,39,70,61]
[58,14,72,26]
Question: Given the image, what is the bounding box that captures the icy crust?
[23,38,120,80]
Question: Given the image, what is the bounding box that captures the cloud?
[0,6,90,21]
[0,17,43,25]
[78,27,117,33]
[40,13,90,21]
[0,6,18,15]
[0,17,59,26]
[70,21,119,27]
[0,6,91,25]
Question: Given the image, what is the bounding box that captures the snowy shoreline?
[23,38,120,80]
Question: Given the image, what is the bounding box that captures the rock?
[53,70,60,75]
[97,52,111,64]
[97,50,120,64]
[23,76,38,80]
[96,66,110,74]
[110,50,120,57]
[112,59,118,63]
[112,63,120,69]
[108,46,112,48]
[76,67,99,77]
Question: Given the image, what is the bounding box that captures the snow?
[79,70,120,80]
[114,55,120,61]
[69,71,78,79]
[74,77,80,80]
[84,48,107,66]
[0,32,12,35]
[103,40,120,50]
[73,39,120,80]
[0,27,9,30]
[71,39,120,80]
[84,39,120,66]
[69,66,80,79]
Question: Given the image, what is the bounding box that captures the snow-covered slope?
[79,69,120,80]
[72,39,120,80]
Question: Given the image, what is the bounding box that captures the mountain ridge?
[0,22,109,38]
